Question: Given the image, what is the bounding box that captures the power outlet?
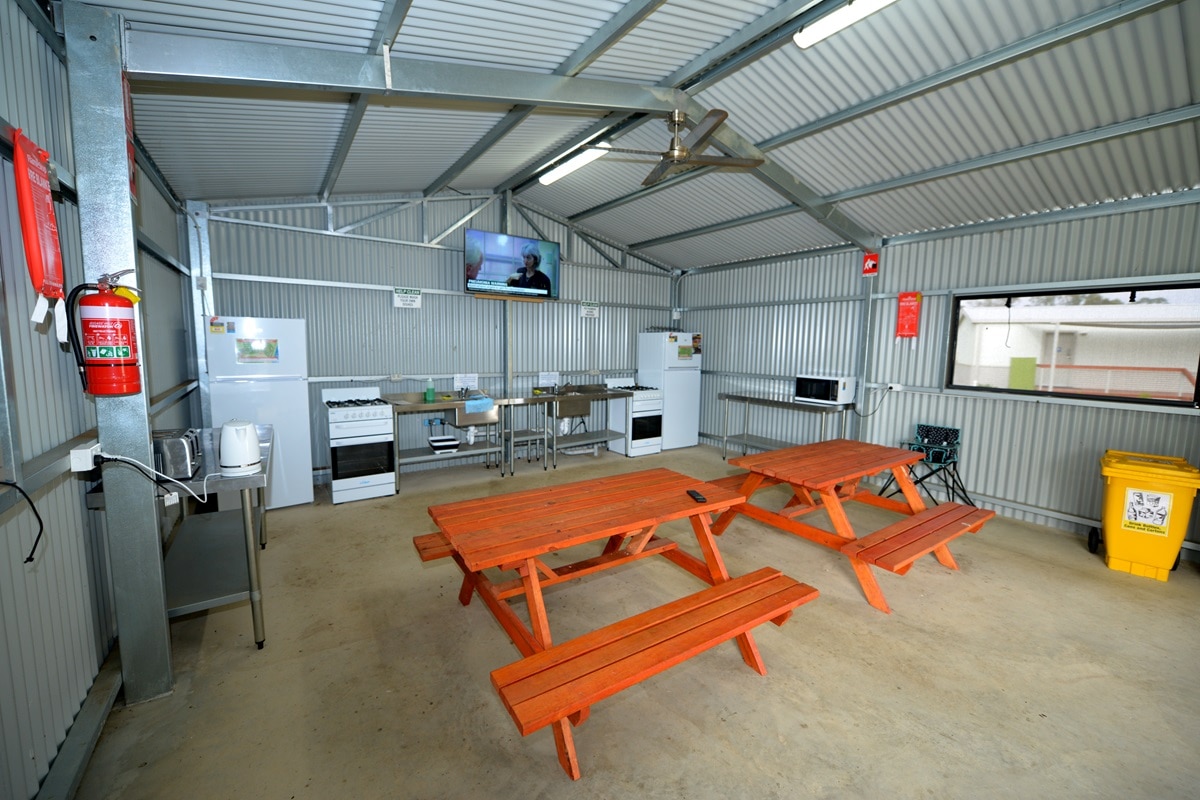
[887,383,903,392]
[70,442,101,472]
[389,373,404,381]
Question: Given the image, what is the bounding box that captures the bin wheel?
[1087,527,1101,554]
[1173,552,1181,571]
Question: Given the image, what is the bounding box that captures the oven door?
[629,411,662,445]
[330,431,395,484]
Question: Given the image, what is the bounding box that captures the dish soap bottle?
[424,378,435,403]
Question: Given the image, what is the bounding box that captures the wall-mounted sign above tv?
[464,228,560,301]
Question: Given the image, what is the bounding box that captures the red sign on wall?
[896,291,922,338]
[862,251,879,277]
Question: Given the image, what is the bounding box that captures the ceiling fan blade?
[599,146,664,156]
[684,155,764,169]
[641,159,679,186]
[682,109,728,152]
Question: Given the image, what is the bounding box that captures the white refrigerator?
[637,331,702,450]
[206,316,314,509]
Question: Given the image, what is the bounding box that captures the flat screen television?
[464,228,559,301]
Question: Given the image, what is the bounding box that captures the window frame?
[945,280,1200,410]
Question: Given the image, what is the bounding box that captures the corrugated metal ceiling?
[92,0,1200,268]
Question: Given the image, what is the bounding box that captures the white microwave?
[795,375,856,405]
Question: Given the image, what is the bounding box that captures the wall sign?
[580,301,599,318]
[896,291,922,338]
[393,287,422,308]
[862,251,879,277]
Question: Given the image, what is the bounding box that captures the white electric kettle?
[219,419,261,477]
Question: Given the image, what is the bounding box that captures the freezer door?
[638,331,702,371]
[205,317,309,379]
[210,379,314,509]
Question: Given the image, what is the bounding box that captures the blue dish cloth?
[464,396,494,414]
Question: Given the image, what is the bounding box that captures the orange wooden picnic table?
[424,467,821,779]
[428,467,749,656]
[712,439,993,613]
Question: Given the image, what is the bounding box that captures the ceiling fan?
[599,109,765,186]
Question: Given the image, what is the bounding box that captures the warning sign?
[1122,487,1171,536]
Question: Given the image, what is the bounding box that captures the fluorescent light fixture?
[538,142,610,185]
[793,0,899,49]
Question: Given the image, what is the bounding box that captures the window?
[947,283,1200,408]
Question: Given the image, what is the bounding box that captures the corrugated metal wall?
[208,197,673,471]
[681,205,1200,544]
[1,5,110,798]
[2,3,195,795]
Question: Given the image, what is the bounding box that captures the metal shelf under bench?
[719,392,854,459]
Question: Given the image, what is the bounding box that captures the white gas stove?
[322,388,395,504]
[605,379,663,457]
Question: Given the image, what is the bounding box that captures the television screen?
[464,228,559,300]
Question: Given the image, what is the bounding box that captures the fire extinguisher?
[66,272,142,396]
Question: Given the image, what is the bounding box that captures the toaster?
[152,428,201,480]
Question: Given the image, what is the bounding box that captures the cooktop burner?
[614,384,659,392]
[325,398,389,408]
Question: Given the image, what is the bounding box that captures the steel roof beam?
[319,95,369,200]
[630,206,799,249]
[428,0,667,196]
[124,30,683,114]
[561,0,1173,238]
[758,0,1177,151]
[568,158,708,221]
[370,0,415,51]
[829,103,1200,203]
[319,2,414,199]
[885,188,1200,247]
[495,112,641,194]
[664,0,838,93]
[670,97,878,250]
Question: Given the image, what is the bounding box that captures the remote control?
[687,489,707,503]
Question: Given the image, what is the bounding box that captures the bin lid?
[1100,450,1200,488]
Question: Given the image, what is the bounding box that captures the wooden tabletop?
[729,438,925,490]
[428,468,744,572]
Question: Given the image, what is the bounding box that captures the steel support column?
[64,0,172,703]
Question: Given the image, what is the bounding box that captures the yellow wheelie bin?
[1097,450,1200,581]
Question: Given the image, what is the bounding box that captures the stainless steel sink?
[555,383,607,396]
[551,395,593,418]
[447,400,499,427]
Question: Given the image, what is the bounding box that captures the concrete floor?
[76,445,1200,799]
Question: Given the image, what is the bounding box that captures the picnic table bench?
[490,567,817,779]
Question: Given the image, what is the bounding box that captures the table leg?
[520,557,553,649]
[552,718,582,780]
[890,465,928,513]
[710,473,766,535]
[847,555,892,614]
[817,489,858,542]
[256,486,268,548]
[688,512,766,675]
[240,487,265,649]
[721,396,730,459]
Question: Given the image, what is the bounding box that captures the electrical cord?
[97,452,221,504]
[2,480,46,563]
[850,386,894,418]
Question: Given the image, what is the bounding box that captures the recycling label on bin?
[1123,488,1172,536]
